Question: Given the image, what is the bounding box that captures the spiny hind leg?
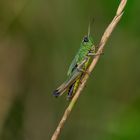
[67,82,75,100]
[67,78,81,100]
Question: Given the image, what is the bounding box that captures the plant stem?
[51,1,127,140]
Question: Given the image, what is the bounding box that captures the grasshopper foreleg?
[87,50,104,56]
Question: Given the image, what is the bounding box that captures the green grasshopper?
[53,24,97,100]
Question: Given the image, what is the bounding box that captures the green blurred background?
[0,0,140,140]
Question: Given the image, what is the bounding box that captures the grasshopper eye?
[83,36,89,42]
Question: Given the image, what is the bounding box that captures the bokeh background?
[0,0,139,140]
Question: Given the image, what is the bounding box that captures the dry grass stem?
[51,0,127,140]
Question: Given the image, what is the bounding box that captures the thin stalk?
[51,1,127,140]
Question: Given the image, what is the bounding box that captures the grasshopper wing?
[67,55,78,76]
[53,69,81,97]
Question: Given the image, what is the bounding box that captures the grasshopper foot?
[95,50,104,55]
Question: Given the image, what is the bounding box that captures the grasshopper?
[53,24,98,100]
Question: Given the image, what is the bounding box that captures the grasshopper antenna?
[87,22,90,38]
[88,17,95,38]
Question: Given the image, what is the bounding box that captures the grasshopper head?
[82,35,93,47]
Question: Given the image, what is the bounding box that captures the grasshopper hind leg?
[67,77,81,100]
[67,82,75,100]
